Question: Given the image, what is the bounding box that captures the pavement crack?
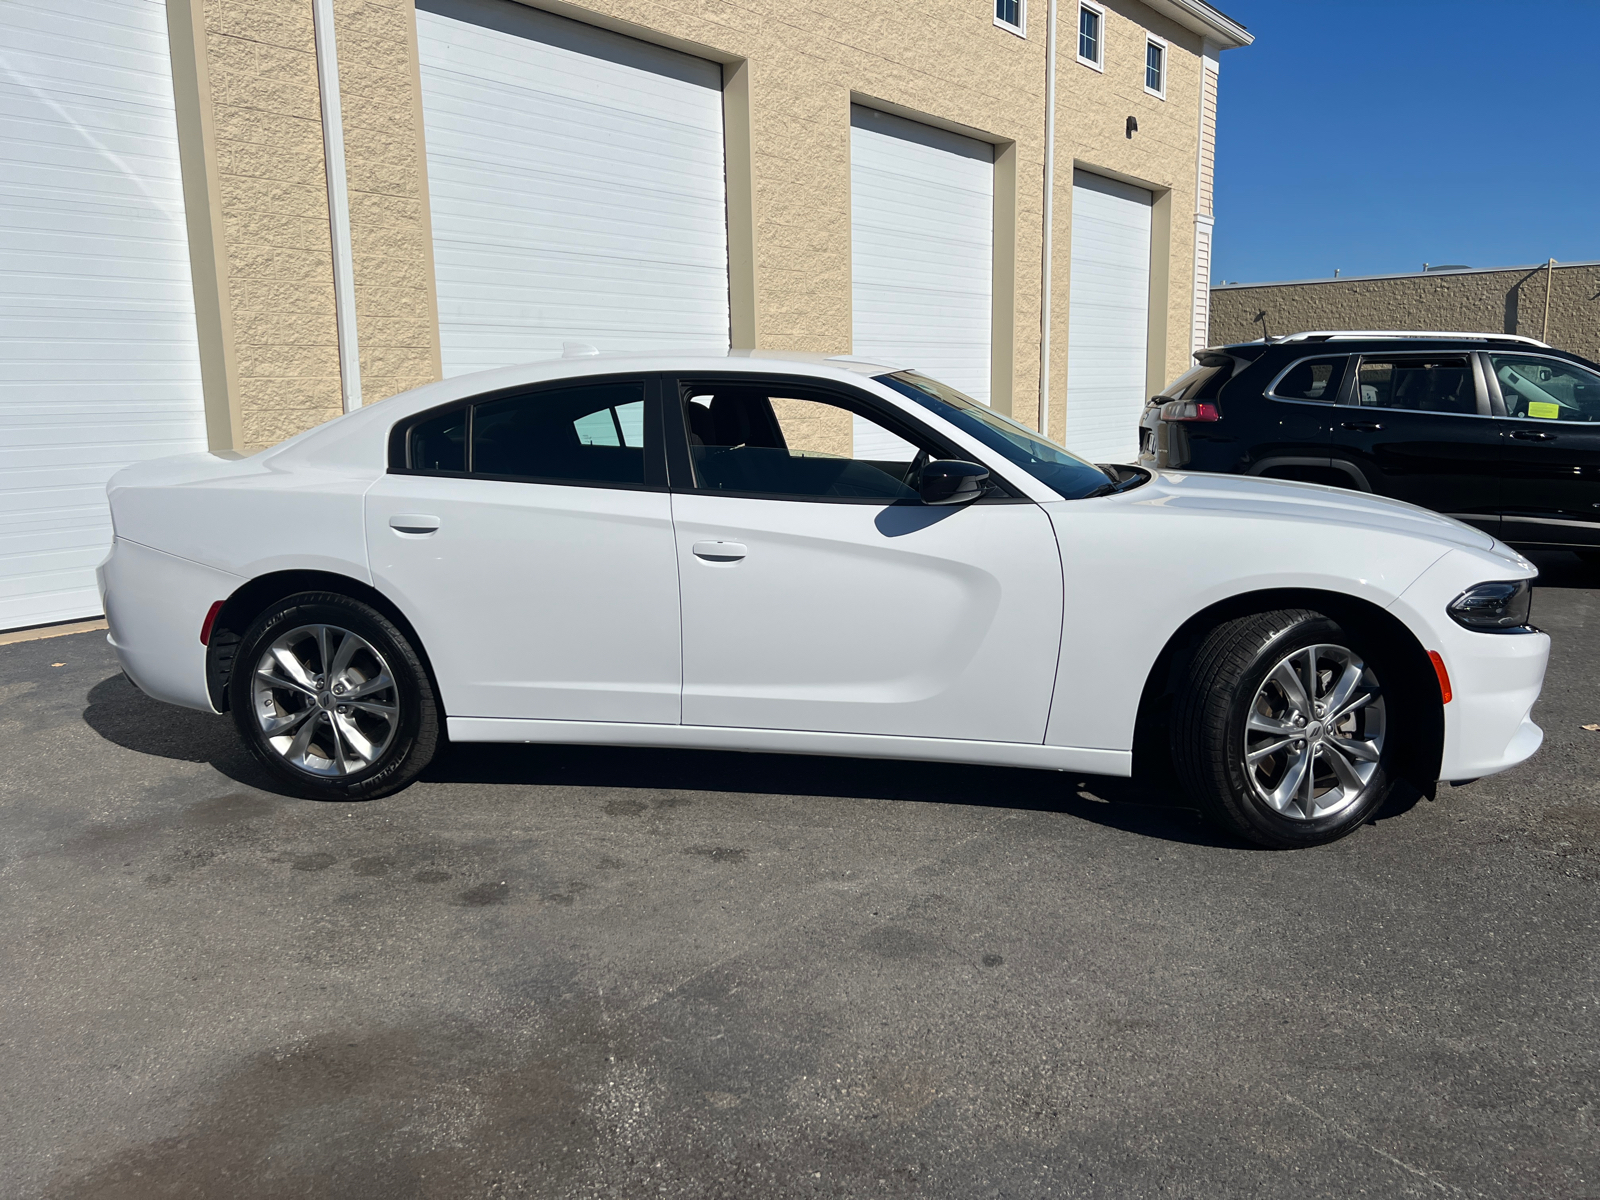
[1274,1090,1475,1197]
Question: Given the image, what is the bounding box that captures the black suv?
[1138,332,1600,560]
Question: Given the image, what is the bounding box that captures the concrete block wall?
[1210,262,1600,363]
[204,0,344,449]
[178,0,1240,450]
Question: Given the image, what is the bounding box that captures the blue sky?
[1210,0,1600,284]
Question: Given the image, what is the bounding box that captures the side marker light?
[1427,651,1452,704]
[200,600,224,646]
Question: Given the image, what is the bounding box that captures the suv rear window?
[1160,364,1225,401]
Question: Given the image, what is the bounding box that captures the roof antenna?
[562,341,600,358]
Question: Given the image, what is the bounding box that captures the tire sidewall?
[230,594,430,799]
[1220,616,1393,846]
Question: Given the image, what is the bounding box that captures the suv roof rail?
[1265,330,1551,348]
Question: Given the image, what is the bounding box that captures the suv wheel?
[1173,609,1396,848]
[229,592,439,800]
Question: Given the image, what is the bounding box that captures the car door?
[1484,350,1600,549]
[1333,351,1502,535]
[667,375,1064,743]
[365,376,682,724]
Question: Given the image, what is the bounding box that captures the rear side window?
[397,380,657,486]
[1271,356,1347,403]
[1356,357,1475,415]
[473,383,647,484]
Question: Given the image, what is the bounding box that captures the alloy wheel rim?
[1242,642,1385,821]
[251,624,399,777]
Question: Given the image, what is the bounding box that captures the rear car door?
[366,376,682,724]
[1485,351,1600,549]
[667,375,1064,743]
[1333,352,1502,535]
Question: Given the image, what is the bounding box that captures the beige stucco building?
[1211,260,1600,362]
[0,0,1249,629]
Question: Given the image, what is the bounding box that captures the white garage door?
[850,106,992,457]
[416,0,730,376]
[0,0,206,631]
[1065,171,1152,463]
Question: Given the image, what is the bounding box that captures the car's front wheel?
[229,592,439,800]
[1172,609,1397,848]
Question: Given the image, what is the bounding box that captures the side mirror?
[919,459,990,506]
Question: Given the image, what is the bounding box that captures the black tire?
[1172,608,1400,848]
[229,591,439,800]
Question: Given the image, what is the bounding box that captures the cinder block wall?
[181,0,1227,449]
[1209,263,1600,362]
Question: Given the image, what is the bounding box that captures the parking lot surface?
[2,553,1596,1199]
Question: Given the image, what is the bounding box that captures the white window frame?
[1144,32,1168,99]
[1077,1,1105,72]
[993,0,1026,38]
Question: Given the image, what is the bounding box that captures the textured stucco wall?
[205,0,343,449]
[194,0,1224,447]
[1210,263,1600,363]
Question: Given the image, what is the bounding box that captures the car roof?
[1205,330,1553,356]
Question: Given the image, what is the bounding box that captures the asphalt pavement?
[2,552,1596,1199]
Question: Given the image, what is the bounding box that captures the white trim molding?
[1144,32,1168,98]
[994,0,1027,38]
[1076,0,1105,71]
[1143,0,1252,48]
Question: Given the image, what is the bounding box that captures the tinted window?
[1272,356,1346,402]
[407,408,466,472]
[1490,354,1600,422]
[472,382,648,484]
[1356,357,1475,415]
[684,385,939,501]
[880,372,1115,500]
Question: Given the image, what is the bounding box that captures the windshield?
[878,371,1120,500]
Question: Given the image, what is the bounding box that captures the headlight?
[1447,579,1534,632]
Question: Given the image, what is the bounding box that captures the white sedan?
[100,352,1550,848]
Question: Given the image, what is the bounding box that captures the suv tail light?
[1159,399,1220,422]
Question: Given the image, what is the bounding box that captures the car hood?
[1115,470,1500,553]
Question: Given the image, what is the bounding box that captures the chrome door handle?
[1509,429,1556,441]
[692,540,747,562]
[1341,421,1383,432]
[388,514,440,534]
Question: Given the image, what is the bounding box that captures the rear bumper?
[98,538,241,713]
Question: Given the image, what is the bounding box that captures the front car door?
[366,375,683,723]
[1484,350,1600,550]
[1333,350,1503,535]
[667,374,1064,743]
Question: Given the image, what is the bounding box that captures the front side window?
[1355,357,1476,416]
[397,380,656,486]
[1489,354,1600,422]
[1145,39,1165,95]
[880,372,1117,500]
[1270,356,1347,403]
[1078,3,1102,65]
[682,383,948,501]
[995,0,1024,33]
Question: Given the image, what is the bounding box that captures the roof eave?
[1142,0,1253,48]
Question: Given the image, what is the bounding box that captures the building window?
[1145,35,1167,97]
[994,0,1025,36]
[1077,2,1104,70]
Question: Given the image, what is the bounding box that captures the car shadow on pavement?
[82,671,1426,852]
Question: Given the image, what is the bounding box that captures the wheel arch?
[1132,587,1443,794]
[206,569,440,714]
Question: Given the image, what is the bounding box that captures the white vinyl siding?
[1065,171,1152,463]
[0,0,206,631]
[415,0,729,377]
[850,106,993,458]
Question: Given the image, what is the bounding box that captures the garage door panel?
[418,0,729,375]
[0,0,206,630]
[851,105,993,409]
[1065,171,1151,465]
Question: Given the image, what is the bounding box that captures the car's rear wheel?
[1172,609,1397,848]
[229,592,439,800]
